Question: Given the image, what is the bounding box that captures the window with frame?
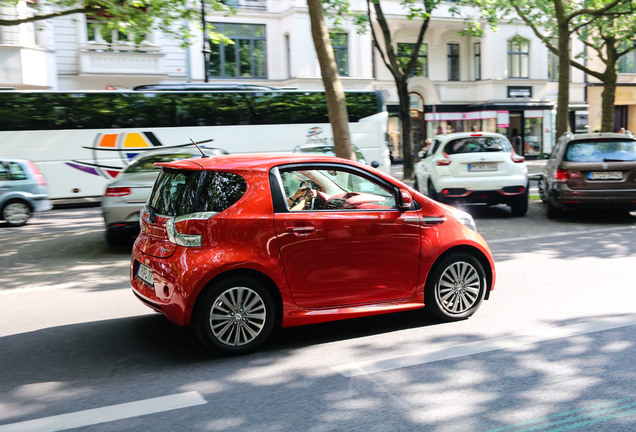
[447,44,460,81]
[330,33,349,76]
[618,41,636,73]
[397,43,428,77]
[508,38,529,78]
[474,42,481,80]
[86,18,147,47]
[279,168,396,212]
[548,50,559,81]
[208,23,266,78]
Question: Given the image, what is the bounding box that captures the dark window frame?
[447,43,460,81]
[508,38,529,79]
[208,23,267,79]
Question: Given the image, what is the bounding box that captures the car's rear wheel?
[2,200,31,227]
[509,189,529,216]
[425,253,487,321]
[194,276,275,356]
[427,179,438,201]
[537,177,547,203]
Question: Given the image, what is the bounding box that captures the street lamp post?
[201,0,210,82]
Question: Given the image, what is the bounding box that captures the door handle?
[404,216,446,226]
[285,225,316,234]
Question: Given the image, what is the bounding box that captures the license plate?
[137,262,154,286]
[468,163,497,172]
[588,171,623,180]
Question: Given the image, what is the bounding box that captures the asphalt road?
[0,197,635,432]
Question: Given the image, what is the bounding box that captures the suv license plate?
[588,171,622,180]
[137,263,154,286]
[468,163,496,172]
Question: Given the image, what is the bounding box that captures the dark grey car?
[0,159,53,226]
[539,132,636,218]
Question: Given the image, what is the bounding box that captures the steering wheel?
[299,181,316,210]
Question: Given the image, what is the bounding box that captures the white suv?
[414,132,529,216]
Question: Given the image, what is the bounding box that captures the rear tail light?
[554,169,581,182]
[511,152,525,163]
[27,161,47,186]
[166,212,218,247]
[105,187,132,197]
[436,151,452,166]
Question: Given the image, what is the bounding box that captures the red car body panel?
[130,154,495,329]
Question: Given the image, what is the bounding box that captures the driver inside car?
[287,181,315,211]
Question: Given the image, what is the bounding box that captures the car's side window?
[279,168,396,211]
[1,162,27,181]
[428,139,442,157]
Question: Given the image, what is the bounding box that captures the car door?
[272,164,421,309]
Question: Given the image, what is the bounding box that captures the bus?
[0,89,390,200]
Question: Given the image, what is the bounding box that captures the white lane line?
[334,314,636,377]
[486,225,635,244]
[0,391,207,432]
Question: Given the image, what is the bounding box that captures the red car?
[130,154,495,355]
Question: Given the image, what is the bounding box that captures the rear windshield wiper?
[604,158,633,162]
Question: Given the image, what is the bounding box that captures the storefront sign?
[497,110,510,128]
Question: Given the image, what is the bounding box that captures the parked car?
[538,131,636,218]
[0,159,53,226]
[414,132,529,216]
[130,153,496,355]
[101,147,227,245]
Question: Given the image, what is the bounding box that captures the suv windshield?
[444,137,510,155]
[148,169,246,216]
[565,140,636,162]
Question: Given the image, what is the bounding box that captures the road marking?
[486,225,635,244]
[0,391,207,432]
[333,313,636,377]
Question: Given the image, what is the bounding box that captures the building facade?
[0,0,593,157]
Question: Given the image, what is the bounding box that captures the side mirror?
[371,160,380,168]
[398,189,413,210]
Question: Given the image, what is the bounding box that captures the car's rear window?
[125,153,197,173]
[148,169,246,216]
[564,140,636,162]
[444,136,511,155]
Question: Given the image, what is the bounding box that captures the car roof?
[566,132,636,141]
[156,153,366,172]
[437,132,508,141]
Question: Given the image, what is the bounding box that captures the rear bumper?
[439,187,527,205]
[550,185,636,210]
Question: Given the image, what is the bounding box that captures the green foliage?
[0,0,235,47]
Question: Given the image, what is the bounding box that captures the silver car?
[0,159,53,226]
[101,147,227,245]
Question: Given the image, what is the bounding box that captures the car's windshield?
[125,152,197,173]
[148,169,246,216]
[564,140,636,162]
[444,137,510,155]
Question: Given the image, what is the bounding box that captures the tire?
[537,178,547,203]
[193,276,275,356]
[425,253,487,321]
[546,200,563,219]
[2,200,31,227]
[105,229,129,246]
[427,179,438,201]
[413,178,420,192]
[509,190,529,216]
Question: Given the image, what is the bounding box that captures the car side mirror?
[398,189,413,210]
[371,160,380,168]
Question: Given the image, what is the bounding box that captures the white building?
[0,0,590,156]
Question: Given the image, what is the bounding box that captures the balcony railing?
[79,43,165,75]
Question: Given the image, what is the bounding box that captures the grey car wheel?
[2,200,31,227]
[425,253,487,321]
[194,276,275,355]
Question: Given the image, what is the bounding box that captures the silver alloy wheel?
[209,286,267,347]
[3,202,30,226]
[436,261,482,315]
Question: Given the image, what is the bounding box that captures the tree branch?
[0,6,102,26]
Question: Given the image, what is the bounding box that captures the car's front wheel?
[193,276,275,356]
[425,253,487,321]
[2,200,31,227]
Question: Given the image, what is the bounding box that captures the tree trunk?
[600,41,618,132]
[555,6,571,138]
[306,0,355,161]
[396,77,414,179]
